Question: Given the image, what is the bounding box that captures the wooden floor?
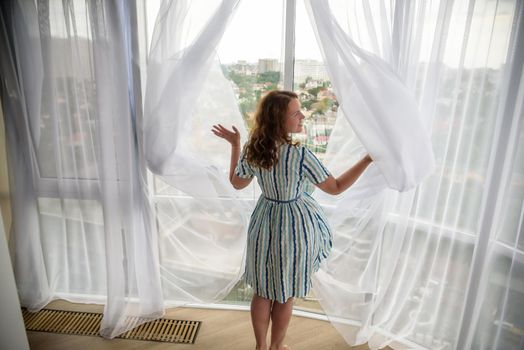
[26,301,394,350]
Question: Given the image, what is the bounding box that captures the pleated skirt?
[244,193,332,303]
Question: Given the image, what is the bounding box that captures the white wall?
[0,212,29,350]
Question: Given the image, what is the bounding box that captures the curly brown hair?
[244,90,300,169]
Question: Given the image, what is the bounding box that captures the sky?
[145,0,323,63]
[133,0,514,69]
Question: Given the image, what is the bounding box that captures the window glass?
[218,0,285,127]
[39,0,99,179]
[145,0,285,306]
[293,0,336,160]
[217,0,286,306]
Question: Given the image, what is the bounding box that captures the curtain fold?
[306,0,435,194]
[144,0,240,175]
[0,0,50,311]
[461,1,524,348]
[0,0,164,338]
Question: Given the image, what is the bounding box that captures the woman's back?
[236,144,330,201]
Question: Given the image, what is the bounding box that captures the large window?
[140,2,524,348]
[3,0,519,348]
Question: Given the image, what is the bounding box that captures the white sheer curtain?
[0,0,163,338]
[306,0,524,349]
[307,1,435,194]
[143,0,254,306]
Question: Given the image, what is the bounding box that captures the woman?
[213,90,372,350]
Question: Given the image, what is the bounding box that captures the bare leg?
[270,297,294,350]
[251,294,272,350]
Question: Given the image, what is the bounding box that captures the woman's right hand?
[212,124,241,147]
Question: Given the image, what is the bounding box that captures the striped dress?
[235,143,333,303]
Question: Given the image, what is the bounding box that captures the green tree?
[257,71,280,85]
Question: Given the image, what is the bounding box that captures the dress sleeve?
[302,147,330,184]
[235,147,254,179]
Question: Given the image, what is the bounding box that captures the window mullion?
[283,0,296,90]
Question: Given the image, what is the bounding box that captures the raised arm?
[211,124,253,190]
[316,155,373,195]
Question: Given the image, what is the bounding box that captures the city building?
[295,59,330,83]
[257,58,280,73]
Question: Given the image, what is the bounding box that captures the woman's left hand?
[212,124,241,147]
